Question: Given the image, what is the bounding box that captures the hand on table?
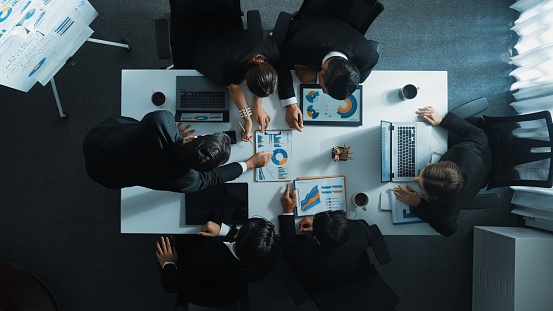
[156,236,177,267]
[280,184,297,213]
[416,106,443,125]
[285,104,304,132]
[253,104,271,132]
[393,184,421,207]
[245,151,273,170]
[198,221,221,237]
[299,217,313,232]
[240,118,253,142]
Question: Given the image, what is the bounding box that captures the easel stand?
[51,38,131,118]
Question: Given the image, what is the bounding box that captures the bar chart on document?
[294,176,346,216]
[254,130,292,182]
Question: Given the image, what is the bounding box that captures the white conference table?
[120,70,447,235]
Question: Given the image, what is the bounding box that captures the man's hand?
[285,104,304,132]
[393,184,422,206]
[253,103,271,132]
[245,151,272,170]
[177,123,197,143]
[281,184,297,213]
[294,65,317,83]
[156,236,177,267]
[198,221,221,237]
[416,106,443,126]
[299,217,313,232]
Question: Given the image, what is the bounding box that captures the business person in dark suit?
[278,185,376,294]
[172,0,279,141]
[83,110,271,193]
[393,106,493,237]
[275,0,379,131]
[156,218,277,308]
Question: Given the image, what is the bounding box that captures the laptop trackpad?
[417,145,432,174]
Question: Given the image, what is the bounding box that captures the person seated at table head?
[277,185,377,294]
[83,110,272,193]
[273,0,379,132]
[393,106,492,237]
[155,217,277,307]
[172,0,279,141]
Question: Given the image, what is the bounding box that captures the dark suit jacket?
[82,110,242,193]
[193,30,279,86]
[160,233,274,306]
[412,113,493,237]
[278,215,372,294]
[276,16,379,100]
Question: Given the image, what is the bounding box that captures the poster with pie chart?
[299,83,363,126]
[254,130,292,182]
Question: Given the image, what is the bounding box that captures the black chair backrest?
[484,111,553,189]
[0,263,59,311]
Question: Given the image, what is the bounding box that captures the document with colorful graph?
[299,84,362,126]
[254,130,292,182]
[294,176,346,216]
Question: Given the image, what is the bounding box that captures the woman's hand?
[416,106,443,125]
[241,117,253,142]
[393,184,421,206]
[253,103,271,132]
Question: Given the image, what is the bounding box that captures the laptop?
[184,183,248,225]
[381,120,433,182]
[175,76,230,122]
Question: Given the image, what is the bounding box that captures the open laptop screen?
[381,121,393,183]
[185,183,248,225]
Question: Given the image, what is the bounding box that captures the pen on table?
[238,122,254,145]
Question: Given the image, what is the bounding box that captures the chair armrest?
[368,224,392,265]
[155,19,171,60]
[270,12,292,49]
[246,10,263,39]
[279,265,308,305]
[449,97,489,120]
[367,39,380,53]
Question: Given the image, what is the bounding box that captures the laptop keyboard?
[180,91,226,108]
[397,126,416,177]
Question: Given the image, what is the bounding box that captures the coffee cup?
[151,91,166,106]
[399,84,419,100]
[351,192,369,211]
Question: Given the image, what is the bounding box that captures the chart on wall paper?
[254,130,292,182]
[294,176,346,216]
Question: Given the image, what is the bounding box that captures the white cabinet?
[473,226,553,311]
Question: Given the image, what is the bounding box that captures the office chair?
[0,263,59,311]
[279,224,400,311]
[155,0,262,69]
[269,0,384,45]
[448,98,553,209]
[174,283,250,311]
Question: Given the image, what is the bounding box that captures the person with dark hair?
[274,2,379,131]
[393,106,492,237]
[156,217,277,307]
[173,0,278,141]
[278,185,375,294]
[83,110,272,193]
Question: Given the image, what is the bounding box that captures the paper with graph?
[255,130,292,182]
[294,176,346,216]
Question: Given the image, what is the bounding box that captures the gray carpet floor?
[0,0,519,310]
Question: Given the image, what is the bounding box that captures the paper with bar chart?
[255,130,292,182]
[294,176,346,216]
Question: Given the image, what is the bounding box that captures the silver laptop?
[381,120,433,182]
[175,76,230,122]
